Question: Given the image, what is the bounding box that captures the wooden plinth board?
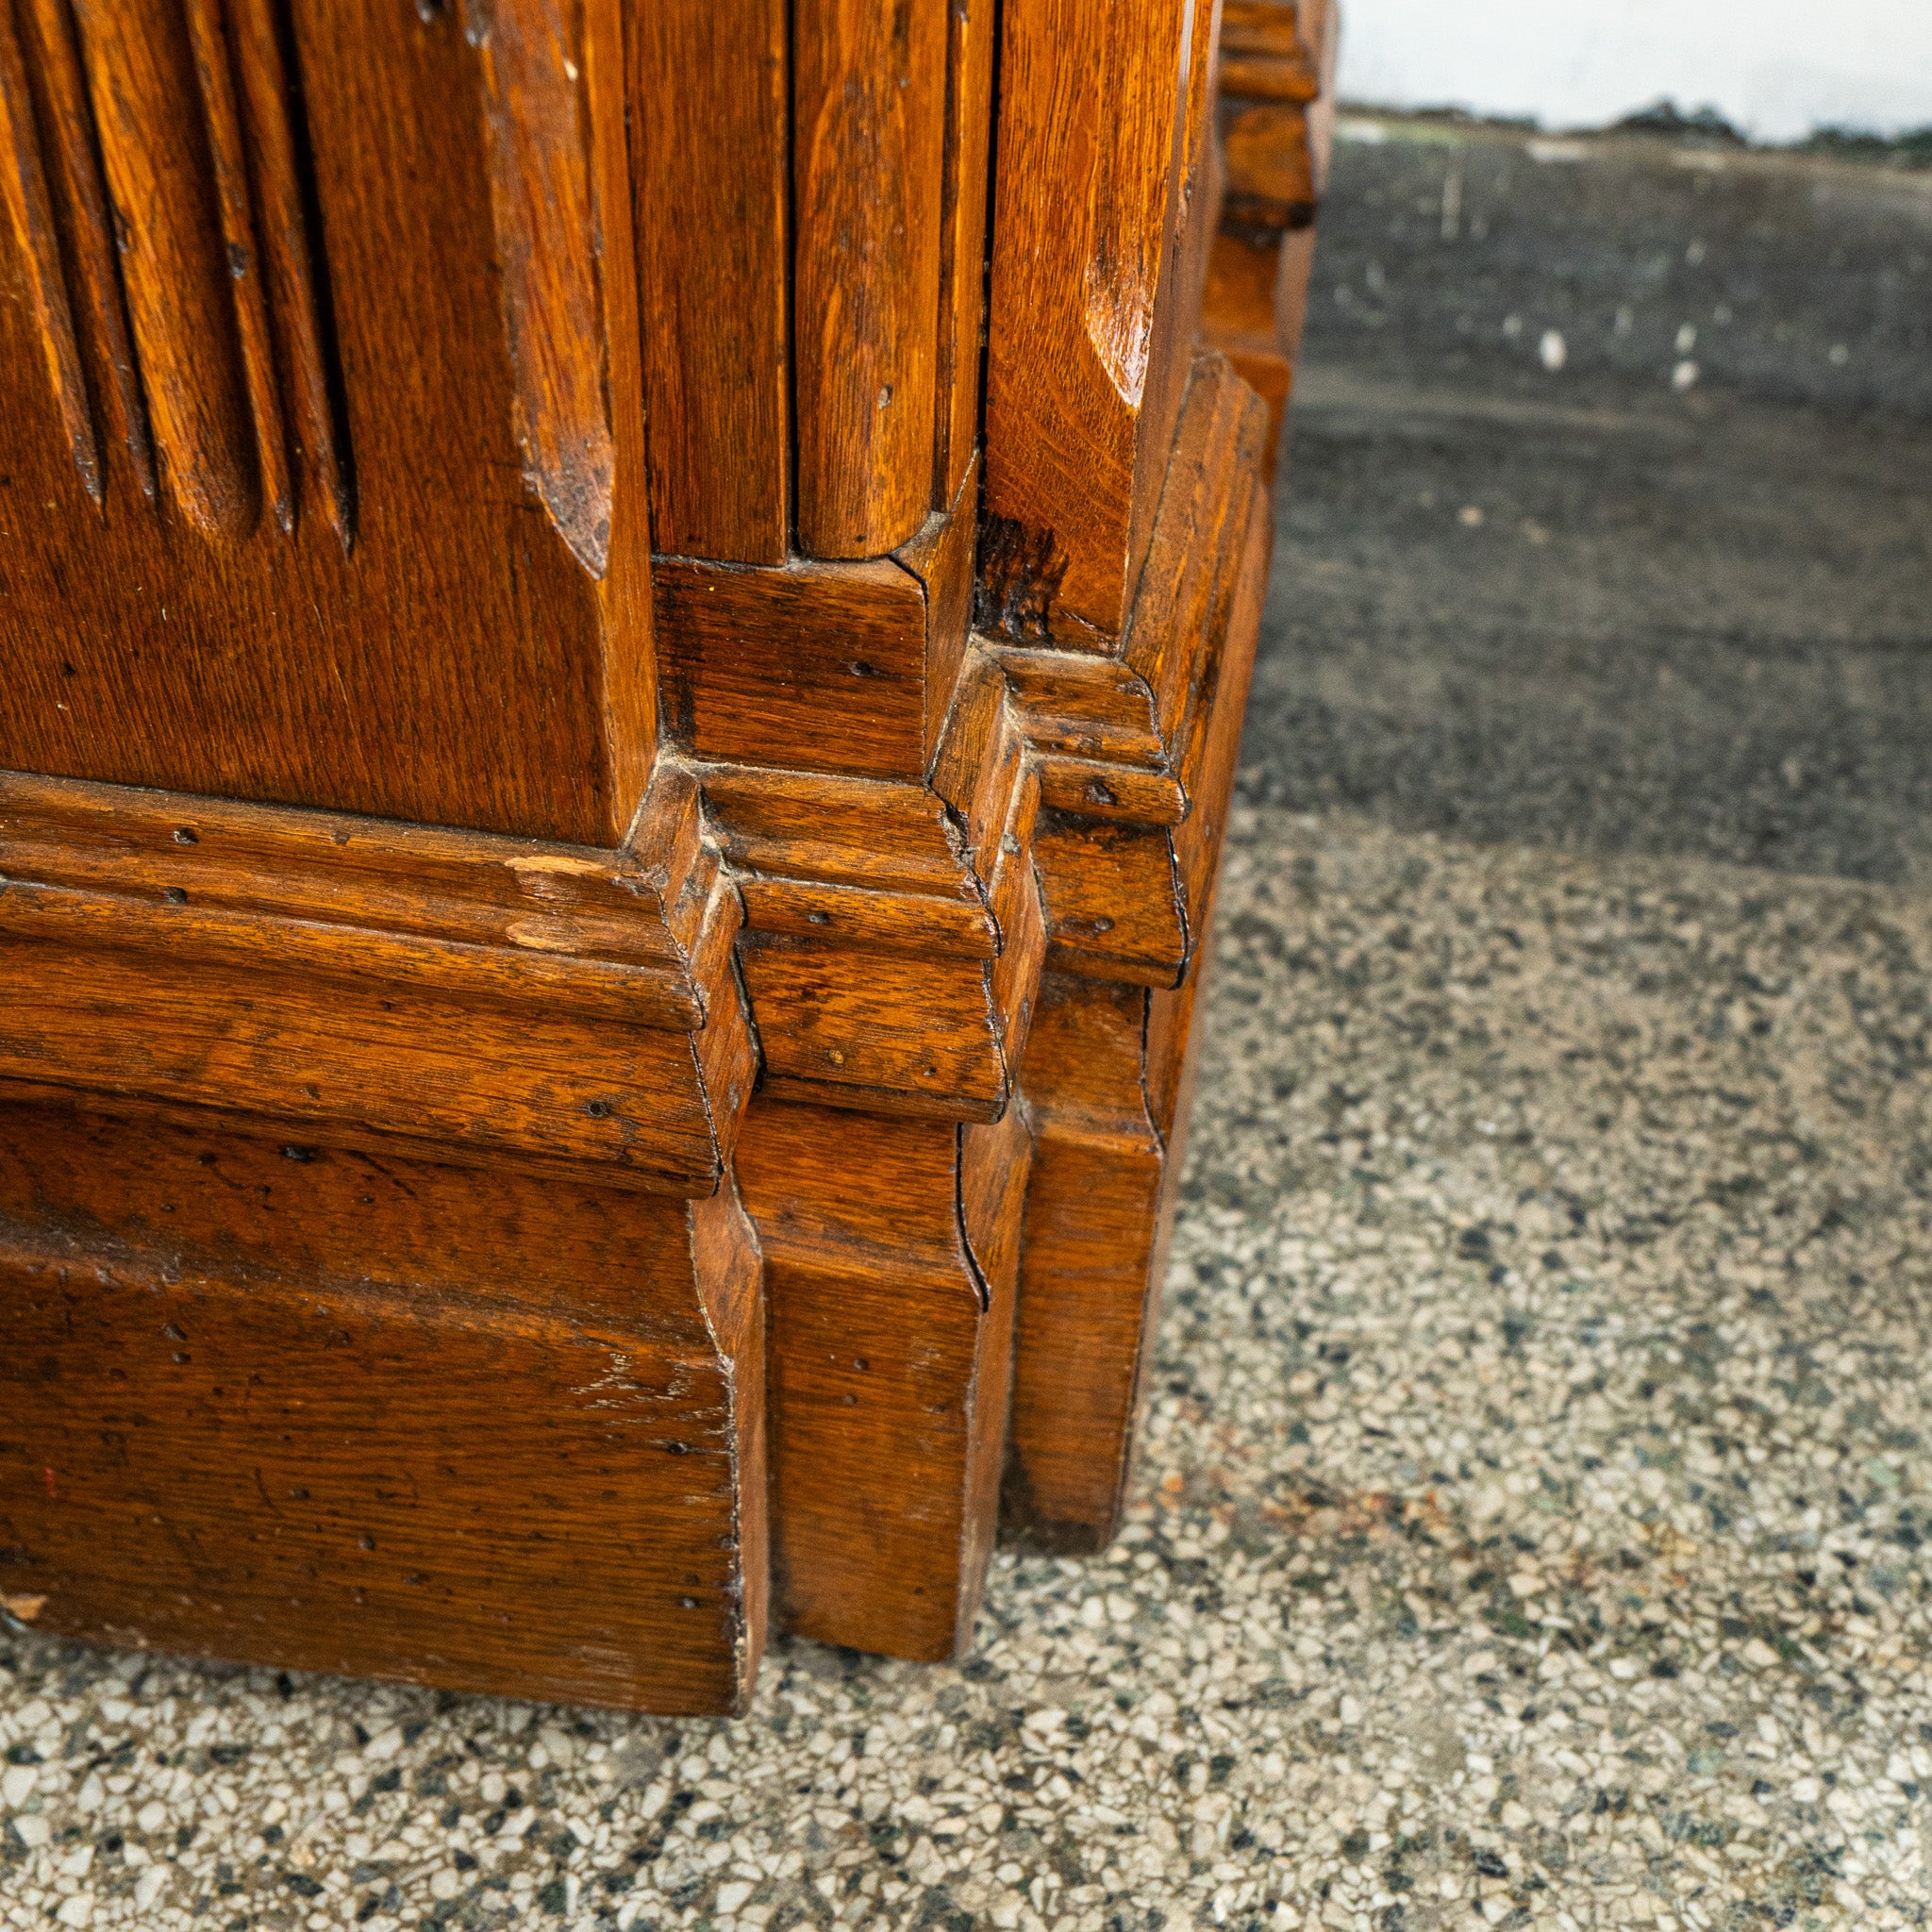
[0,1106,766,1713]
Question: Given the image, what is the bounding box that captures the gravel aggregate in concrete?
[5,808,1929,1932]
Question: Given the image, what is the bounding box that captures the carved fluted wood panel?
[0,0,652,843]
[0,0,1322,1712]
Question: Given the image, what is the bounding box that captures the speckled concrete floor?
[5,810,1930,1932]
[5,124,1931,1932]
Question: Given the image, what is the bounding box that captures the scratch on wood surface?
[505,854,608,876]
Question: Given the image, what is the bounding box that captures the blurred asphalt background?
[1243,118,1932,885]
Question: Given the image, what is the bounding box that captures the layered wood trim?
[1202,0,1337,466]
[654,457,979,780]
[1118,354,1269,790]
[740,1097,1027,1661]
[687,647,1043,1121]
[1223,100,1318,230]
[0,767,751,1193]
[1034,479,1270,985]
[0,1104,768,1713]
[665,358,1264,1110]
[1000,355,1279,1556]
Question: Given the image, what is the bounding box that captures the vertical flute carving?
[184,0,291,531]
[17,0,156,505]
[464,0,615,577]
[225,0,351,546]
[70,0,259,536]
[0,0,98,504]
[4,0,347,539]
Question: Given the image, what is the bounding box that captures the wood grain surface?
[792,0,946,558]
[1,0,155,508]
[933,0,995,510]
[0,0,655,842]
[1001,973,1167,1551]
[981,0,1215,645]
[0,768,753,1192]
[632,0,789,563]
[655,557,932,780]
[0,0,1313,1707]
[740,1098,1028,1660]
[1003,484,1273,1554]
[0,1105,766,1712]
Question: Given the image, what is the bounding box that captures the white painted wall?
[1336,0,1932,143]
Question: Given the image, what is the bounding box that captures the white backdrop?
[1335,0,1932,143]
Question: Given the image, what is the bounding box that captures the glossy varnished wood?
[980,0,1221,646]
[792,0,946,558]
[0,0,1321,1707]
[0,767,754,1192]
[632,0,789,564]
[0,0,655,842]
[1003,430,1274,1555]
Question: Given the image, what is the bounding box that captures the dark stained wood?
[631,0,789,564]
[686,651,1043,1122]
[793,0,947,558]
[0,1105,766,1713]
[741,1096,1028,1660]
[656,458,977,782]
[1202,227,1295,470]
[1218,0,1306,58]
[983,354,1267,985]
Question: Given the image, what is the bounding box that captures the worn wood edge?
[0,768,707,1010]
[0,767,758,1191]
[687,1178,769,1711]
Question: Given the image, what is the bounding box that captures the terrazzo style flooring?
[5,808,1929,1932]
[6,119,1931,1932]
